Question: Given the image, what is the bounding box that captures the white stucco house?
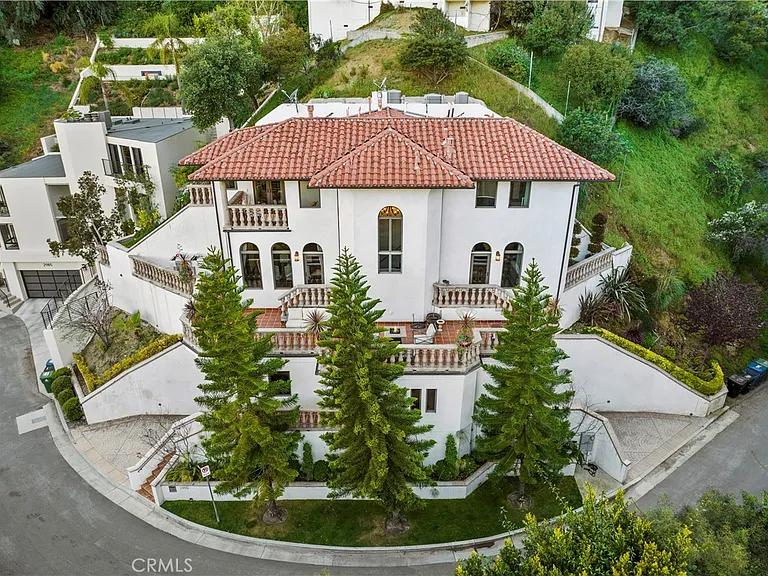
[308,0,491,43]
[0,109,212,302]
[83,92,647,471]
[587,0,635,46]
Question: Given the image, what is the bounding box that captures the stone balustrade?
[295,410,323,429]
[564,248,615,290]
[227,204,289,229]
[131,256,195,296]
[261,328,319,355]
[96,245,110,266]
[432,283,510,308]
[389,342,481,372]
[180,316,199,350]
[188,184,213,206]
[279,284,331,311]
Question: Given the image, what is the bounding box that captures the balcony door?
[469,242,491,284]
[501,243,524,288]
[271,242,293,289]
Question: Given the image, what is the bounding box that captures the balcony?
[279,284,331,312]
[389,343,481,373]
[131,255,195,296]
[432,283,511,309]
[188,184,213,206]
[262,328,319,355]
[564,248,615,290]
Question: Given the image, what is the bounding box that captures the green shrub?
[444,433,458,475]
[51,375,73,396]
[312,460,330,482]
[584,327,724,395]
[560,42,634,111]
[589,212,607,254]
[558,109,628,166]
[618,57,692,131]
[52,366,72,379]
[56,388,75,405]
[301,442,314,482]
[634,0,688,47]
[704,0,768,63]
[62,397,84,421]
[486,39,529,82]
[703,151,745,204]
[523,1,592,55]
[399,8,468,86]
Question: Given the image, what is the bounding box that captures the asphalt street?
[0,313,453,576]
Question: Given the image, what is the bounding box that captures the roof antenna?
[281,88,299,113]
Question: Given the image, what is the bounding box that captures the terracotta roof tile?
[185,113,614,185]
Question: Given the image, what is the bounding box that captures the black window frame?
[425,388,437,413]
[509,181,531,208]
[475,181,498,208]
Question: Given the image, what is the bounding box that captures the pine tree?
[317,248,434,531]
[474,260,576,500]
[193,248,299,523]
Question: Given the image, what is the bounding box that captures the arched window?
[240,243,262,289]
[271,242,293,289]
[378,206,402,273]
[501,243,524,288]
[469,242,492,284]
[302,243,324,284]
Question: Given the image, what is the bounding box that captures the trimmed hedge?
[52,366,72,379]
[583,327,724,396]
[51,375,73,396]
[74,334,182,392]
[56,388,75,405]
[62,397,84,421]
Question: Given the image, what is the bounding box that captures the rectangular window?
[299,181,321,208]
[120,145,134,174]
[107,144,122,176]
[254,180,285,205]
[56,218,70,242]
[0,223,18,250]
[475,181,497,208]
[225,180,237,190]
[131,147,144,176]
[378,210,403,273]
[0,186,8,217]
[426,389,437,413]
[410,388,422,411]
[269,371,291,395]
[509,181,531,207]
[272,249,293,289]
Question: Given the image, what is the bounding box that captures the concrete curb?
[44,402,738,567]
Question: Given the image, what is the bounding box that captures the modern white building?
[0,110,212,301]
[308,0,491,44]
[93,92,634,464]
[587,0,635,46]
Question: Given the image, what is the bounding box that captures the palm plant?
[86,61,116,113]
[597,265,648,322]
[143,12,187,92]
[303,309,327,335]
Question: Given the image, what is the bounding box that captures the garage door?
[21,270,82,299]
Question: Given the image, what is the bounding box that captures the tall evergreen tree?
[317,248,434,532]
[193,248,299,523]
[474,261,576,500]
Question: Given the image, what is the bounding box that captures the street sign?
[200,465,211,478]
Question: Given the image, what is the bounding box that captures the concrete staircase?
[0,291,22,313]
[138,452,175,502]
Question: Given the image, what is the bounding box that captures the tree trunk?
[384,509,410,535]
[101,81,110,114]
[262,498,287,525]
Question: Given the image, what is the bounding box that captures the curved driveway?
[0,314,451,576]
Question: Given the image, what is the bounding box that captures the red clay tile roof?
[179,123,279,166]
[184,112,614,186]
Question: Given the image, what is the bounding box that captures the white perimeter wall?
[308,0,382,44]
[79,343,202,424]
[557,334,726,417]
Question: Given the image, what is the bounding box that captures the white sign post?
[200,465,220,524]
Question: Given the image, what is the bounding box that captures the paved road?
[0,314,453,576]
[636,382,768,510]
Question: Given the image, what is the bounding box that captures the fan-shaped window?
[469,242,492,284]
[378,206,402,273]
[303,243,324,284]
[501,243,524,288]
[240,243,262,289]
[271,242,293,289]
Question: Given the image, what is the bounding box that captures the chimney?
[307,104,314,118]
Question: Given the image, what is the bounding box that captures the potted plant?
[456,310,475,349]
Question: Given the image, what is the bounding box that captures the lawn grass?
[312,39,558,137]
[0,34,88,169]
[162,476,581,547]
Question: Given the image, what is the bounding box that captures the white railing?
[295,410,323,429]
[259,328,319,355]
[432,283,510,308]
[479,328,504,355]
[180,315,198,350]
[188,184,213,206]
[388,342,481,372]
[564,248,615,290]
[130,255,195,296]
[279,284,331,311]
[227,204,289,229]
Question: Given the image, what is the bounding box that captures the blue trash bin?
[745,358,768,389]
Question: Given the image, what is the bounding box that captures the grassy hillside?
[311,39,558,137]
[473,36,768,282]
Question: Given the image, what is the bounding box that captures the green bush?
[558,109,628,166]
[560,41,634,111]
[312,460,330,482]
[56,388,75,405]
[618,57,692,131]
[704,0,768,63]
[703,151,745,204]
[444,433,458,476]
[584,327,724,396]
[486,39,529,82]
[634,0,688,47]
[523,1,592,55]
[52,366,72,379]
[301,442,314,482]
[62,397,84,421]
[51,375,73,396]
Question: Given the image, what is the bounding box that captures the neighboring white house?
[0,110,212,301]
[587,0,635,46]
[308,0,491,44]
[93,92,638,465]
